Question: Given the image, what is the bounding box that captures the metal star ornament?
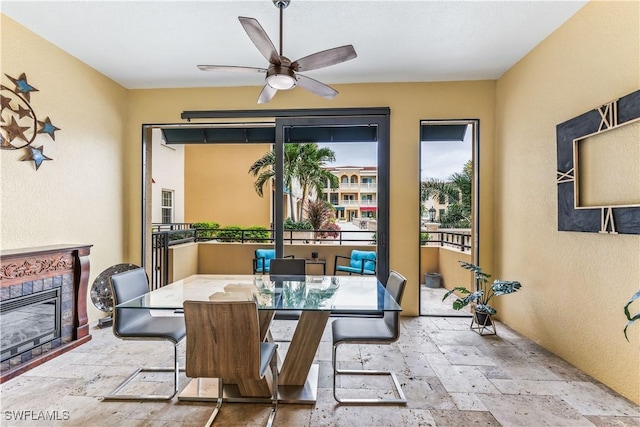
[37,117,60,141]
[2,116,30,143]
[21,145,52,170]
[5,73,38,102]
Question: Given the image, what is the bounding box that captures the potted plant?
[624,290,640,342]
[442,261,521,335]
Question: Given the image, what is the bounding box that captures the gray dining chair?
[184,300,278,427]
[105,267,186,401]
[269,258,306,342]
[331,270,407,404]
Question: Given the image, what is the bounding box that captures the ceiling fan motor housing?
[266,65,297,90]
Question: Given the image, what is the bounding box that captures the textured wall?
[495,1,640,404]
[0,15,129,323]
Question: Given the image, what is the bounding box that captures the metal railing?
[149,225,377,289]
[151,228,197,289]
[421,230,471,252]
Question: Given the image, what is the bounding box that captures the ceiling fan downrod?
[273,0,290,56]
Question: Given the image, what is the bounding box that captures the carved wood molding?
[0,253,73,283]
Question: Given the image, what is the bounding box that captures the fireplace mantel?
[0,244,92,382]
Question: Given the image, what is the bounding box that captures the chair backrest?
[184,300,262,380]
[109,268,151,337]
[350,250,376,271]
[255,249,276,271]
[269,258,306,276]
[383,270,407,339]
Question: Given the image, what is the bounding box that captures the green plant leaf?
[623,289,640,320]
[442,286,471,302]
[492,280,522,296]
[624,313,640,341]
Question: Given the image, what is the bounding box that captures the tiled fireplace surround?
[0,244,92,382]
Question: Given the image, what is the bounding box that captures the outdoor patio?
[1,311,638,426]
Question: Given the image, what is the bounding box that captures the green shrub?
[283,217,313,230]
[245,226,270,243]
[420,232,430,244]
[215,226,243,242]
[191,222,220,239]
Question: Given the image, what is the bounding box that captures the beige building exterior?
[1,2,639,403]
[323,166,378,221]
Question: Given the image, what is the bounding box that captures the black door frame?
[142,107,390,281]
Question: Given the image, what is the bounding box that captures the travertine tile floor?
[1,314,639,426]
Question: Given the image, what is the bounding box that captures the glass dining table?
[116,274,402,403]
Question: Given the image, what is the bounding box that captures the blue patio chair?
[252,249,293,274]
[333,250,377,275]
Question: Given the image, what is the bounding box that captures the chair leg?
[203,379,223,427]
[266,347,278,427]
[104,341,182,401]
[332,343,407,404]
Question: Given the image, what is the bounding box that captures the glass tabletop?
[116,274,402,312]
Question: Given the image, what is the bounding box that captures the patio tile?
[429,409,501,426]
[584,415,640,426]
[478,393,597,426]
[554,382,640,416]
[1,318,637,426]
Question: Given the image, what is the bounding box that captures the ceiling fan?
[198,0,357,104]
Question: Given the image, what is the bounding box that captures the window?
[161,190,174,224]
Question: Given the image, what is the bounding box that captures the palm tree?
[248,143,339,222]
[421,160,472,227]
[248,144,300,220]
[294,144,339,220]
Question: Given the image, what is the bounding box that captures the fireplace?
[0,244,92,382]
[1,288,62,363]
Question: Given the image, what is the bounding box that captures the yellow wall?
[495,1,640,403]
[0,15,129,322]
[3,0,639,405]
[184,144,272,226]
[125,81,497,318]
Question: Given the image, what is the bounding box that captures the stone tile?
[450,392,488,411]
[430,409,501,426]
[478,393,597,426]
[490,379,565,395]
[585,415,640,426]
[430,364,500,394]
[477,365,513,380]
[439,344,498,366]
[401,409,437,426]
[499,359,563,381]
[310,388,404,426]
[1,319,638,426]
[398,375,457,410]
[554,382,640,416]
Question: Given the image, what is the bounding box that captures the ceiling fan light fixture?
[266,66,297,90]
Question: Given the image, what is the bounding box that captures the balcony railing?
[151,228,197,289]
[150,224,376,289]
[421,230,471,252]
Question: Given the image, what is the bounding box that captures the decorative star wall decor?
[1,73,60,170]
[21,145,52,170]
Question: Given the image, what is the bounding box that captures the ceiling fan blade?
[238,17,281,65]
[257,84,278,104]
[292,45,357,72]
[198,65,267,73]
[296,74,338,99]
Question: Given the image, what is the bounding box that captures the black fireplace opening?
[1,288,61,362]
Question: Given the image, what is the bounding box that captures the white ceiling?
[2,0,587,90]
